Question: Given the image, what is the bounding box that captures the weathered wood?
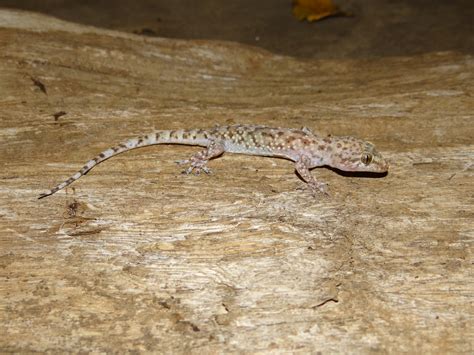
[0,9,472,353]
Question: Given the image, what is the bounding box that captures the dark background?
[1,0,473,58]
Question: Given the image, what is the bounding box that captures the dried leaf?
[292,0,348,22]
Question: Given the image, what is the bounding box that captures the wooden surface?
[0,9,472,353]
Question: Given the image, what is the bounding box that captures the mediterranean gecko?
[38,125,388,199]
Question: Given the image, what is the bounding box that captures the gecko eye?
[361,153,373,165]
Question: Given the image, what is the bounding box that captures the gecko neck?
[304,135,333,167]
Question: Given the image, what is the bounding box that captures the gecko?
[38,124,389,199]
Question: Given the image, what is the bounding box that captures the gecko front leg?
[301,126,313,135]
[295,156,329,196]
[177,140,225,175]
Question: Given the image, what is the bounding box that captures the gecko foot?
[176,159,212,175]
[182,166,212,175]
[297,182,330,197]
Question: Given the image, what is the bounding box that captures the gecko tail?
[38,153,120,199]
[37,130,183,199]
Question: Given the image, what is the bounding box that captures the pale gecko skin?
[38,125,389,199]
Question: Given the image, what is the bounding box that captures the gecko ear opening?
[361,153,373,165]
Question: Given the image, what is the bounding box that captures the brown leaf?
[292,0,349,22]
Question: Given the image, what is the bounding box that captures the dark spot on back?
[261,131,273,139]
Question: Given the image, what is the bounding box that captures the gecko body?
[38,125,388,199]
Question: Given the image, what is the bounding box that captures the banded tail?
[38,129,209,199]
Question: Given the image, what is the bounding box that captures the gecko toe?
[181,167,194,175]
[193,166,212,175]
[317,183,329,195]
[181,165,212,175]
[297,182,330,197]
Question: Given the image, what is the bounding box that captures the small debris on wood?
[30,76,47,94]
[53,111,67,121]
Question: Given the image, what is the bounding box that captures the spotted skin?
[38,125,388,199]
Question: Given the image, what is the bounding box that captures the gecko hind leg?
[176,141,225,175]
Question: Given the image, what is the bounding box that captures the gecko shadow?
[324,166,389,178]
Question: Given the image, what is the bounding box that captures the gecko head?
[329,137,389,173]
